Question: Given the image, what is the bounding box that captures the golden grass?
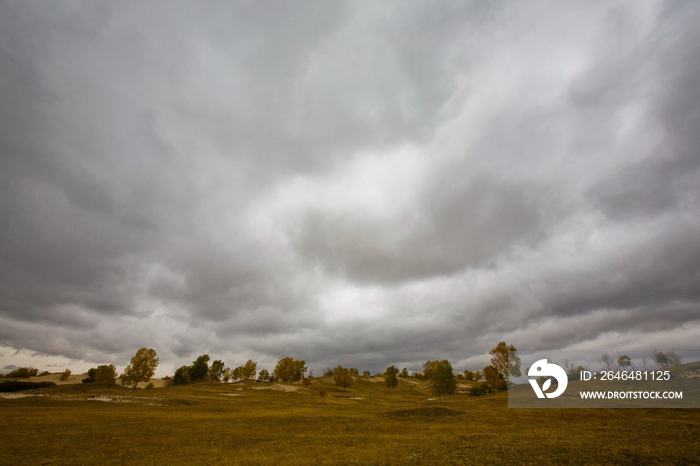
[1,376,698,465]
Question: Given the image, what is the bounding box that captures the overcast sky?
[1,1,699,377]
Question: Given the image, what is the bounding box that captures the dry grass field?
[1,375,699,465]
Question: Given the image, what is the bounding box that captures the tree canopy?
[86,365,117,384]
[385,365,399,391]
[489,341,521,387]
[273,357,306,383]
[121,348,159,389]
[423,360,457,400]
[483,365,506,391]
[188,354,210,383]
[208,360,226,383]
[173,365,189,386]
[333,365,354,390]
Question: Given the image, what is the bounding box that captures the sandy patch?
[250,384,301,392]
[219,393,244,397]
[25,374,85,386]
[0,392,46,399]
[679,370,700,378]
[401,379,423,386]
[83,395,164,406]
[365,377,385,383]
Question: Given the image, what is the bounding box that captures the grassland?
[1,375,699,465]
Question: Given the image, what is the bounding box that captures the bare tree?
[600,352,616,371]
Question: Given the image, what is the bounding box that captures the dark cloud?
[0,1,699,374]
[294,175,543,282]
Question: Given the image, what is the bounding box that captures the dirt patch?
[219,393,244,397]
[678,370,700,378]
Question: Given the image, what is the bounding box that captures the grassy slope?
[1,376,698,465]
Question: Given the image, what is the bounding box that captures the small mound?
[386,407,465,420]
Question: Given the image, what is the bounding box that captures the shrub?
[82,377,95,384]
[39,371,51,377]
[469,384,489,397]
[87,365,117,384]
[5,367,39,378]
[59,369,71,381]
[0,381,56,392]
[146,382,154,389]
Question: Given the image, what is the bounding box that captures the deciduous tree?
[483,365,506,391]
[188,354,210,383]
[423,360,457,400]
[121,348,159,389]
[333,365,353,390]
[208,360,225,383]
[600,352,616,371]
[273,357,306,382]
[385,365,399,391]
[489,341,521,387]
[87,365,117,384]
[617,354,631,371]
[241,360,257,379]
[652,350,681,369]
[173,365,189,386]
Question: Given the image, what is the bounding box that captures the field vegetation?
[1,373,699,465]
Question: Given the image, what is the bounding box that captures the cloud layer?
[1,1,698,375]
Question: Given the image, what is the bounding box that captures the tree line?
[2,344,683,400]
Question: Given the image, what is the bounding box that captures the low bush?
[469,384,489,397]
[4,367,39,379]
[0,381,56,392]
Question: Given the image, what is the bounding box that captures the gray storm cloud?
[1,0,698,375]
